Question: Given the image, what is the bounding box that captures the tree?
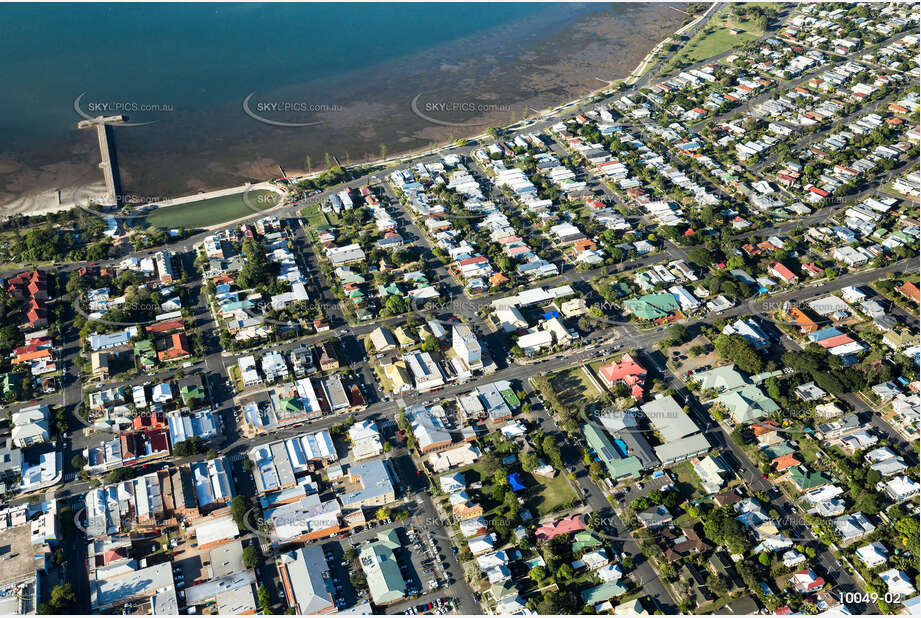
[555,563,575,582]
[105,467,136,484]
[687,247,711,269]
[231,495,251,529]
[376,506,392,521]
[45,583,78,613]
[713,334,763,375]
[242,545,263,569]
[421,335,439,352]
[350,571,367,587]
[529,565,547,582]
[172,436,204,458]
[520,451,540,472]
[257,585,272,614]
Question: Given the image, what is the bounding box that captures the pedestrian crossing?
[63,472,77,482]
[228,453,246,462]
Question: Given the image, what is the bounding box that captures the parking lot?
[320,540,365,610]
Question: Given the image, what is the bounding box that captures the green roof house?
[499,386,520,409]
[788,465,830,492]
[134,339,157,370]
[279,397,305,414]
[377,283,402,298]
[359,529,406,605]
[489,580,518,602]
[0,373,20,398]
[572,531,602,553]
[180,384,205,406]
[623,293,680,320]
[581,581,627,606]
[762,442,796,460]
[715,385,780,424]
[694,365,749,392]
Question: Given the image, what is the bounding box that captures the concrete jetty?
[78,115,125,206]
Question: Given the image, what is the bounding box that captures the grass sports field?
[143,189,281,229]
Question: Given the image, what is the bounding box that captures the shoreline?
[0,4,696,220]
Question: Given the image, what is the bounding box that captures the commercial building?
[452,323,482,371]
[277,545,337,614]
[359,529,406,605]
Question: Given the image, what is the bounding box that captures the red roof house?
[598,353,647,398]
[535,514,586,541]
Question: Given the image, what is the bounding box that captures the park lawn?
[143,190,280,229]
[547,366,605,412]
[524,471,578,517]
[664,7,765,72]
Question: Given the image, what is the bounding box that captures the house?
[11,404,50,447]
[317,342,339,371]
[789,569,825,593]
[369,327,398,353]
[897,281,920,303]
[597,354,646,398]
[782,550,807,568]
[581,581,628,608]
[789,306,819,333]
[349,420,383,461]
[715,384,779,424]
[833,512,876,544]
[787,465,830,492]
[880,569,916,598]
[91,351,110,381]
[855,542,888,569]
[769,261,798,284]
[884,476,919,501]
[452,323,482,371]
[693,456,730,493]
[794,382,826,401]
[722,318,771,350]
[637,505,673,529]
[157,333,191,362]
[623,293,681,321]
[661,527,710,562]
[535,514,586,541]
[694,365,748,392]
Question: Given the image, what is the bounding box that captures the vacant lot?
[547,366,605,412]
[300,203,330,228]
[523,471,578,517]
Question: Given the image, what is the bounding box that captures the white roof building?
[856,542,888,568]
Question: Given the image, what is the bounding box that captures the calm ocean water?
[0,2,680,203]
